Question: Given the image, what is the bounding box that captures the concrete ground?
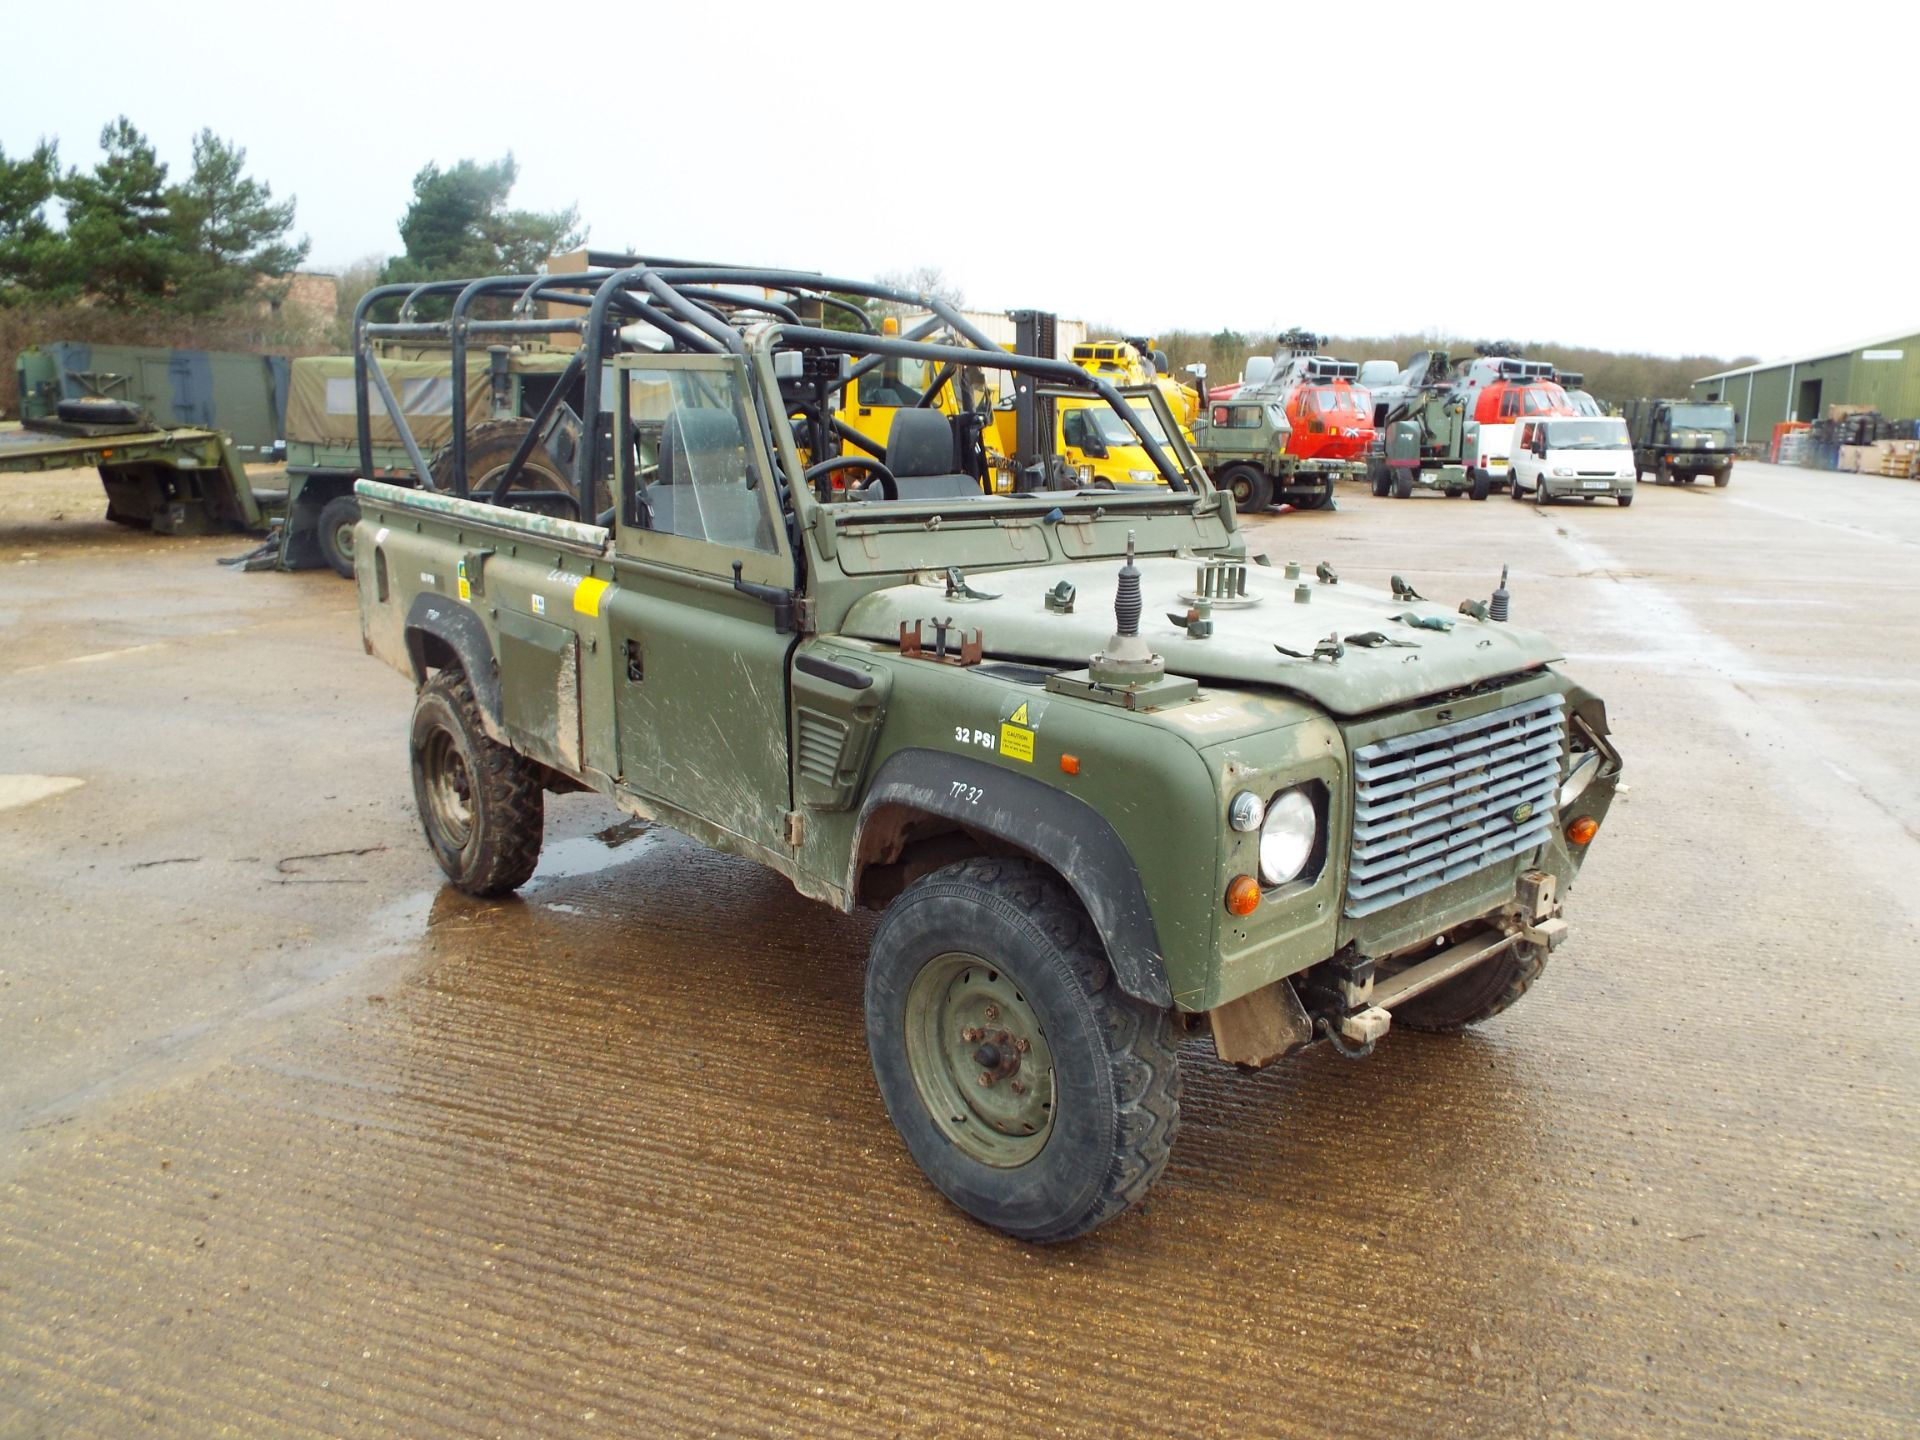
[0,462,1914,1439]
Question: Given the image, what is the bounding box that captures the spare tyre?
[56,397,143,426]
[430,419,589,513]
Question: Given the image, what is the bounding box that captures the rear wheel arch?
[851,749,1173,1008]
[402,592,504,734]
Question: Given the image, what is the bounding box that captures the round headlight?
[1228,790,1265,832]
[1259,787,1318,886]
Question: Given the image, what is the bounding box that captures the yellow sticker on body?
[999,723,1034,763]
[573,577,610,616]
[457,577,471,601]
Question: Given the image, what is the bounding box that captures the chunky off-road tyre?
[865,857,1180,1243]
[409,669,543,896]
[1469,468,1492,501]
[1390,941,1547,1033]
[316,494,360,579]
[1392,470,1413,499]
[1370,462,1391,498]
[57,396,141,425]
[1218,464,1272,514]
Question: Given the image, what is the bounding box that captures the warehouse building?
[1692,326,1920,445]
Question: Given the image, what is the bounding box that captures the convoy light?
[1566,815,1599,846]
[1228,790,1266,832]
[1259,786,1318,886]
[1225,875,1261,916]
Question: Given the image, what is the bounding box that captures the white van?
[1510,416,1637,506]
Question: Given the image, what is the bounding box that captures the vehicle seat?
[650,408,769,547]
[878,409,981,500]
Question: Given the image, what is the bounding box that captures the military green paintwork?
[355,335,1620,1017]
[0,420,273,534]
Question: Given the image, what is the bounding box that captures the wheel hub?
[905,954,1055,1167]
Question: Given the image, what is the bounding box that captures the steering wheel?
[804,454,898,501]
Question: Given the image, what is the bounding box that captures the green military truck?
[350,264,1623,1242]
[1625,398,1736,486]
[273,347,580,577]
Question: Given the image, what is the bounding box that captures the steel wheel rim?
[904,952,1055,1168]
[333,519,355,560]
[422,729,474,850]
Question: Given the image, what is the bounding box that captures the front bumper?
[1542,475,1634,499]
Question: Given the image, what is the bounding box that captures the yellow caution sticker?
[1008,701,1031,726]
[573,577,610,616]
[998,723,1034,763]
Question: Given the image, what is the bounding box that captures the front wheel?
[409,670,544,895]
[1392,470,1413,499]
[1714,469,1731,487]
[865,857,1180,1243]
[1617,491,1634,507]
[1469,469,1492,501]
[1219,465,1272,514]
[316,494,360,579]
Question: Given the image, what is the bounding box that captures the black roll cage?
[351,262,1200,519]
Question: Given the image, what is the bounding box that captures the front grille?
[1346,693,1565,918]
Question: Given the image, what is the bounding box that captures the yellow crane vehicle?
[831,314,1200,495]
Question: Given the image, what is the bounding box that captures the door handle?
[624,639,644,683]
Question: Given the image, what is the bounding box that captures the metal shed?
[1692,326,1920,444]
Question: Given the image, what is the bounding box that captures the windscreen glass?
[1670,403,1735,430]
[626,364,775,552]
[1545,418,1630,450]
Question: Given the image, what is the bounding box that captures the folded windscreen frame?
[352,263,1200,519]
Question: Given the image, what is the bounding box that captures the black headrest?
[661,408,744,484]
[885,409,956,479]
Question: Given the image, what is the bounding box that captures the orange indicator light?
[1566,816,1599,846]
[1225,875,1261,916]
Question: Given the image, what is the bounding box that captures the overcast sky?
[5,3,1914,363]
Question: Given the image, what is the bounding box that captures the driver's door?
[604,354,797,857]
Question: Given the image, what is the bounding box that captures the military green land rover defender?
[350,265,1623,1242]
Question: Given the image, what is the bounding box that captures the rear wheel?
[1392,469,1413,499]
[865,857,1180,1243]
[1469,469,1492,501]
[1390,941,1546,1032]
[1219,464,1272,514]
[1370,460,1391,497]
[409,670,544,896]
[316,494,360,579]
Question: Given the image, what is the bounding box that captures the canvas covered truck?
[349,263,1624,1242]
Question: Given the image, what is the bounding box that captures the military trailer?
[348,263,1623,1242]
[1625,398,1735,487]
[0,397,279,536]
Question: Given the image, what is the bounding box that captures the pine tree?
[167,129,309,311]
[0,138,64,300]
[56,117,177,306]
